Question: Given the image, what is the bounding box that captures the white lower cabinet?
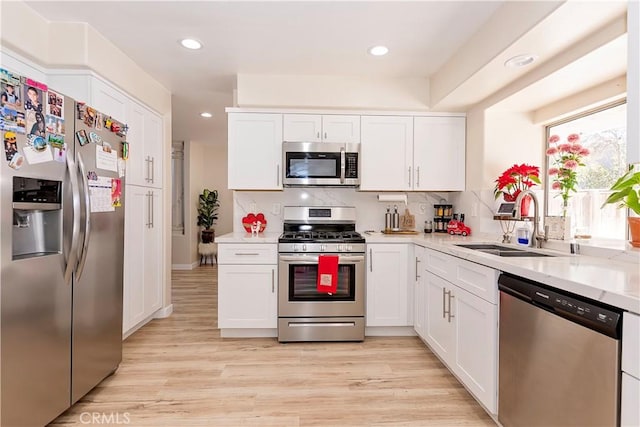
[123,185,163,335]
[451,284,497,412]
[218,265,277,328]
[413,246,427,338]
[622,372,640,427]
[366,244,410,327]
[217,244,278,330]
[424,272,456,362]
[422,248,498,415]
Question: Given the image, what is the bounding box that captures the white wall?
[237,74,430,110]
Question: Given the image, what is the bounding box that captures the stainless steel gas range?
[278,206,365,342]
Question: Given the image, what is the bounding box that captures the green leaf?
[627,189,640,215]
[601,187,631,207]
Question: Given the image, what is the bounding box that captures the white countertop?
[216,230,640,314]
[365,231,640,314]
[216,232,281,244]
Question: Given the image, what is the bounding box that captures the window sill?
[543,237,639,264]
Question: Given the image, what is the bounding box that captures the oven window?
[288,264,355,301]
[286,153,340,178]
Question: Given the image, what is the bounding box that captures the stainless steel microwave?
[283,141,360,187]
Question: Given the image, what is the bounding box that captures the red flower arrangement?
[494,163,541,202]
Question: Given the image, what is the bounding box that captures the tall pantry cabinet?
[122,100,164,335]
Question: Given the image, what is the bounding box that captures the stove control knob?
[302,244,307,251]
[293,244,299,252]
[320,244,326,252]
[338,244,344,251]
[347,245,352,252]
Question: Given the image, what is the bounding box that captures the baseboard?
[154,304,173,319]
[220,328,277,338]
[171,262,198,270]
[365,326,417,337]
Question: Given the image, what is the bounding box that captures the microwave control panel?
[345,153,358,178]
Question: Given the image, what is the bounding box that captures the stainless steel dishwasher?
[498,273,622,427]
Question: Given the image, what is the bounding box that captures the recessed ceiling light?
[200,112,212,118]
[180,38,202,50]
[504,54,538,68]
[368,45,389,56]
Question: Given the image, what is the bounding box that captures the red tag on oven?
[317,255,339,294]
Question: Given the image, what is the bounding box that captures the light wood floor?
[51,266,495,427]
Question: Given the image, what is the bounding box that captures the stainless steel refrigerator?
[1,88,124,426]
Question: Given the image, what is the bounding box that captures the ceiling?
[23,1,628,143]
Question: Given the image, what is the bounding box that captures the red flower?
[548,134,560,144]
[494,163,541,200]
[546,147,558,155]
[558,143,572,153]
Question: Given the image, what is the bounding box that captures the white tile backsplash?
[233,188,640,264]
[233,189,460,233]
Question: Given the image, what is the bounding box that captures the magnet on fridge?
[88,131,102,144]
[121,141,129,160]
[76,129,88,146]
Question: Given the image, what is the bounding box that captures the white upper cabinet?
[228,113,283,190]
[414,116,465,191]
[360,115,466,191]
[283,114,360,143]
[360,116,413,191]
[90,77,127,123]
[125,100,164,189]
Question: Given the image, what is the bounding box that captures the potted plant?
[601,169,640,247]
[197,189,220,243]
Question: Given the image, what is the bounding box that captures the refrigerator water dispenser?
[12,177,62,260]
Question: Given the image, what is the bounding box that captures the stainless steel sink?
[455,243,556,257]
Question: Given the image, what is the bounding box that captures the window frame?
[543,98,628,240]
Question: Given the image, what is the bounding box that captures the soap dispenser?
[516,219,531,245]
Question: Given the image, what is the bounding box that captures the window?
[545,101,627,240]
[171,141,185,235]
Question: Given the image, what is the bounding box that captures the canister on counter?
[424,220,433,233]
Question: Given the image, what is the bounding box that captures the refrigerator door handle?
[64,154,81,284]
[75,152,92,281]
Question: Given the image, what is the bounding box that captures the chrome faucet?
[512,189,548,248]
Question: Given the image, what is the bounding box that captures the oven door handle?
[279,255,364,263]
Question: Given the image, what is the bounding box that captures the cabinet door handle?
[150,191,154,228]
[408,166,412,187]
[145,157,149,182]
[448,293,455,323]
[151,157,155,184]
[277,164,280,187]
[235,253,260,256]
[324,131,327,140]
[415,257,420,281]
[442,287,446,319]
[317,131,320,139]
[271,269,275,293]
[369,249,372,272]
[416,166,420,188]
[146,191,152,228]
